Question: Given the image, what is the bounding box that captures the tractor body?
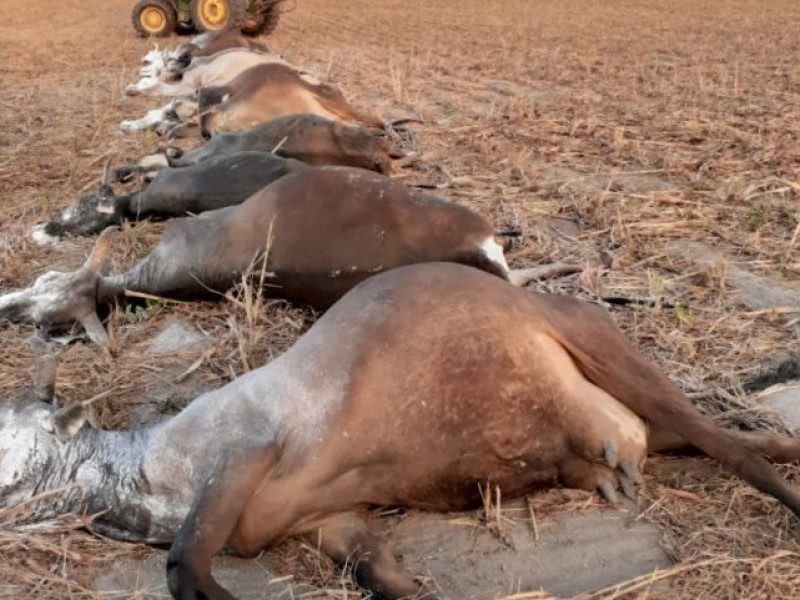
[132,0,285,38]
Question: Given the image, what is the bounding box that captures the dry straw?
[1,0,800,597]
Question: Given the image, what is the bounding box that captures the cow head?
[334,121,393,175]
[30,164,122,245]
[0,228,115,345]
[139,45,167,78]
[167,42,199,73]
[197,86,231,138]
[0,339,87,507]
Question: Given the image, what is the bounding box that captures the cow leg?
[165,121,200,139]
[121,104,173,133]
[558,417,647,504]
[166,444,278,600]
[545,352,648,502]
[112,153,171,183]
[125,76,161,96]
[649,427,800,464]
[150,81,195,98]
[305,512,438,600]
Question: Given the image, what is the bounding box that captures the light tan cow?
[169,30,272,69]
[199,63,384,136]
[126,48,291,97]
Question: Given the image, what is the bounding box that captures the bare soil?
[1,0,800,598]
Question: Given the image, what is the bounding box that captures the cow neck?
[95,274,128,305]
[33,425,157,530]
[114,192,136,217]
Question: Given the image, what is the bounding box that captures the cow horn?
[101,158,113,187]
[79,311,108,346]
[0,288,33,322]
[83,226,117,274]
[28,335,59,403]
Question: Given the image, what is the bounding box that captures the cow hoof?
[598,462,643,504]
[599,436,646,475]
[618,458,643,500]
[600,440,645,500]
[598,480,619,505]
[560,459,641,506]
[166,560,236,600]
[165,146,184,159]
[603,439,618,468]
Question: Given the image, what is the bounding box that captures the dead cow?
[125,48,290,98]
[2,166,573,343]
[199,63,384,136]
[4,264,800,600]
[168,113,393,173]
[123,113,392,176]
[168,30,272,72]
[30,152,306,244]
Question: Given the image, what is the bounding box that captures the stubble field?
[1,0,800,598]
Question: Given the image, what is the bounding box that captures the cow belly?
[293,328,645,514]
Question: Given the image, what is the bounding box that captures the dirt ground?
[2,0,800,598]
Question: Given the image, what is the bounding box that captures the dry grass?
[2,0,800,598]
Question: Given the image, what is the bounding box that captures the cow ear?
[101,157,113,186]
[28,335,60,403]
[83,226,117,274]
[45,405,88,442]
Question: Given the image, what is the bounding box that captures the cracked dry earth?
[2,0,800,599]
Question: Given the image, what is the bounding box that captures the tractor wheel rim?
[201,0,228,28]
[141,7,166,32]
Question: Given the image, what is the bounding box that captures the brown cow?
[2,263,800,600]
[199,63,384,137]
[170,113,394,173]
[122,113,393,177]
[1,166,574,344]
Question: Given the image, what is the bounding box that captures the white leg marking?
[30,224,60,246]
[148,82,194,98]
[120,104,172,132]
[125,76,160,96]
[480,236,511,274]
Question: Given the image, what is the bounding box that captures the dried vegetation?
[1,0,800,598]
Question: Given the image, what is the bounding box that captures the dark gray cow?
[31,152,306,244]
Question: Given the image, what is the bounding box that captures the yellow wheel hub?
[140,7,166,33]
[199,0,229,28]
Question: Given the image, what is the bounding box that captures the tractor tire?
[190,0,246,32]
[131,0,177,37]
[241,4,281,36]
